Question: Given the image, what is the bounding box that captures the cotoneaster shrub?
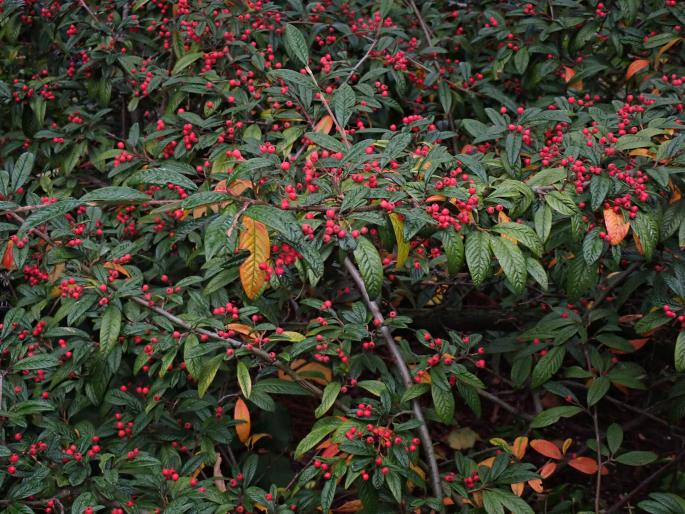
[1,0,685,513]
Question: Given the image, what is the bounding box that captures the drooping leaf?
[238,216,270,299]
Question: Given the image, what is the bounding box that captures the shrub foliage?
[1,0,685,512]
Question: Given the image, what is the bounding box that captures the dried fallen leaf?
[447,427,479,450]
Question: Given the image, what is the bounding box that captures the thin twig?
[605,450,685,514]
[405,0,432,47]
[477,389,533,421]
[226,201,252,240]
[304,66,351,149]
[344,24,381,84]
[343,257,443,505]
[131,297,330,403]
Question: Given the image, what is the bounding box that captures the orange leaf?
[2,240,14,270]
[563,66,576,82]
[238,217,270,299]
[656,37,682,66]
[103,262,131,278]
[603,208,630,245]
[226,323,255,339]
[511,482,525,497]
[528,479,544,493]
[539,462,557,479]
[234,398,251,444]
[569,456,598,474]
[512,436,528,460]
[630,338,649,351]
[278,359,332,385]
[478,456,496,468]
[530,439,562,460]
[626,59,649,80]
[315,115,334,134]
[333,500,363,513]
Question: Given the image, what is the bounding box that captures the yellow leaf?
[246,432,271,449]
[447,427,479,450]
[389,213,410,269]
[603,208,631,245]
[234,398,251,444]
[562,437,573,455]
[239,217,270,299]
[528,478,544,492]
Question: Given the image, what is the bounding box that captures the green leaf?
[490,236,527,293]
[386,472,402,503]
[401,383,429,403]
[483,489,534,514]
[129,167,197,191]
[635,310,670,334]
[10,152,34,191]
[100,306,122,354]
[333,83,355,127]
[13,354,60,371]
[237,360,252,399]
[320,476,336,512]
[19,199,82,236]
[587,376,610,406]
[615,451,658,466]
[530,406,583,428]
[675,331,685,373]
[505,132,522,166]
[315,381,341,418]
[198,354,222,398]
[545,190,579,216]
[353,236,383,299]
[466,231,491,287]
[431,383,454,423]
[583,228,604,265]
[284,24,309,65]
[526,167,566,188]
[531,345,566,388]
[440,229,464,276]
[514,47,529,74]
[534,205,552,242]
[294,418,340,458]
[526,257,548,290]
[492,222,543,257]
[631,211,659,261]
[172,52,202,75]
[607,423,623,454]
[81,186,150,203]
